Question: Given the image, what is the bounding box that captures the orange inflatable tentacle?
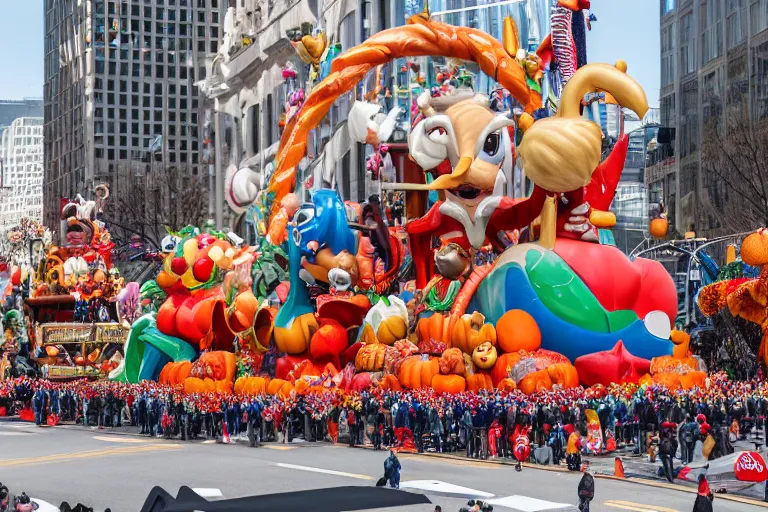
[268,64,373,220]
[451,265,493,318]
[373,235,404,295]
[447,264,493,337]
[356,236,375,291]
[266,15,534,226]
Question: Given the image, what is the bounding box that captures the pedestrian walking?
[383,449,401,489]
[577,470,594,512]
[693,475,713,512]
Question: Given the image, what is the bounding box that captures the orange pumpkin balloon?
[741,230,768,266]
[184,377,206,394]
[431,374,467,394]
[491,352,522,386]
[466,372,494,392]
[380,374,402,391]
[649,218,668,239]
[497,378,517,392]
[547,363,579,389]
[496,310,541,353]
[518,369,553,395]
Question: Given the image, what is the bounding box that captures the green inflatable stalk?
[109,313,196,383]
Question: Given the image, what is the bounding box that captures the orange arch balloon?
[265,13,537,224]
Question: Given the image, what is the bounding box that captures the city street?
[0,420,763,512]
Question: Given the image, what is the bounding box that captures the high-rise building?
[43,0,225,232]
[0,99,44,138]
[650,0,768,237]
[0,118,44,230]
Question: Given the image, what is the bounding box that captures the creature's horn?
[558,61,648,119]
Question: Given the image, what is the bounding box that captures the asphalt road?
[0,420,761,512]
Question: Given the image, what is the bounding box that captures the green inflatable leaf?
[524,249,637,333]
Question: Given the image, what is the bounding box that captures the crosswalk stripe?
[604,500,679,512]
[399,480,494,499]
[487,495,575,511]
[275,463,373,480]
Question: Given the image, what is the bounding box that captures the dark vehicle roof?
[141,485,432,512]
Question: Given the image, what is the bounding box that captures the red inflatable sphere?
[193,257,215,282]
[170,257,188,276]
[310,319,348,360]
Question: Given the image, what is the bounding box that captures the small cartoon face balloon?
[472,341,498,369]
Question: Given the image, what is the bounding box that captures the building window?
[752,41,768,118]
[679,13,696,75]
[661,23,676,87]
[661,94,676,127]
[751,0,768,36]
[701,0,723,64]
[727,0,747,49]
[702,68,723,122]
[249,105,260,155]
[661,0,675,15]
[680,80,699,158]
[266,94,274,145]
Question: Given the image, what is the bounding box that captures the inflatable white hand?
[226,164,262,214]
[362,296,408,334]
[348,101,381,143]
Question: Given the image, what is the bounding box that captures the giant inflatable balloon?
[112,10,686,395]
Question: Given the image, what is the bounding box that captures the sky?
[587,0,661,108]
[0,1,44,100]
[0,1,661,107]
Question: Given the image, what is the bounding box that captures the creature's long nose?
[390,157,473,192]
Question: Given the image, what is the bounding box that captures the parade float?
[104,6,697,398]
[0,188,132,381]
[697,231,768,372]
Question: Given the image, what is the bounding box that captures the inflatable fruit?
[496,310,541,353]
[193,257,215,282]
[451,311,497,354]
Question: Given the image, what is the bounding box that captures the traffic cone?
[614,457,625,478]
[222,421,231,444]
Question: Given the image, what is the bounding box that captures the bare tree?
[103,166,210,250]
[702,112,768,232]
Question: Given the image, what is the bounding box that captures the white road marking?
[275,463,374,480]
[202,439,217,444]
[0,432,35,436]
[29,498,59,512]
[92,435,150,443]
[399,480,494,499]
[488,495,576,512]
[191,488,223,499]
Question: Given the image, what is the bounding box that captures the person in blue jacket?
[384,450,401,489]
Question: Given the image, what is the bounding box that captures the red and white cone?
[222,422,231,444]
